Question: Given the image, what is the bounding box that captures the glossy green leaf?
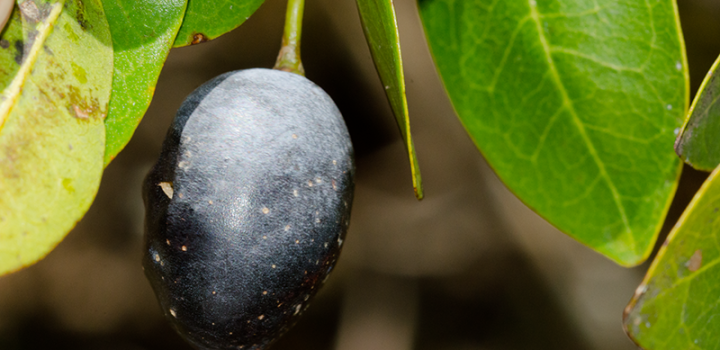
[0,0,112,275]
[102,0,187,165]
[675,54,720,171]
[356,0,423,199]
[173,0,264,47]
[419,0,688,265]
[624,164,720,349]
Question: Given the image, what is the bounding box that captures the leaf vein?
[527,0,635,251]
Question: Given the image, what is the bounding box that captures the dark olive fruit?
[142,68,354,350]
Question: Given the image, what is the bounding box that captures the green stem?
[273,0,305,76]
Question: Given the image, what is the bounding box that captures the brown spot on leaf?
[74,0,88,29]
[14,40,23,64]
[72,105,90,119]
[688,249,702,272]
[19,1,40,22]
[0,40,9,49]
[191,33,208,45]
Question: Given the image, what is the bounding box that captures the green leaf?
[102,0,187,165]
[172,0,264,47]
[675,54,720,171]
[624,164,720,349]
[419,0,688,265]
[356,0,423,199]
[0,0,112,275]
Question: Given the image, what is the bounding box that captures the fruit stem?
[274,0,305,76]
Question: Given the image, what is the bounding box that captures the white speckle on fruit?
[294,304,302,315]
[295,240,300,244]
[262,207,270,214]
[332,180,337,190]
[166,239,171,245]
[158,182,174,199]
[324,242,328,248]
[178,161,189,169]
[285,225,290,231]
[182,245,187,252]
[154,253,160,262]
[178,192,184,199]
[316,218,321,223]
[258,315,265,320]
[263,291,268,295]
[170,309,177,317]
[338,237,344,247]
[208,200,213,204]
[315,178,322,184]
[292,134,298,139]
[307,180,313,187]
[212,291,216,295]
[272,264,276,269]
[263,236,267,239]
[293,189,298,196]
[333,160,337,165]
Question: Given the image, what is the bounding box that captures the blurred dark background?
[1,0,718,349]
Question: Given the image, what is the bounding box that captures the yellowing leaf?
[0,0,112,275]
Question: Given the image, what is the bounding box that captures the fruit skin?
[142,68,354,350]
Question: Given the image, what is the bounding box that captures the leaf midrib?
[527,0,635,252]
